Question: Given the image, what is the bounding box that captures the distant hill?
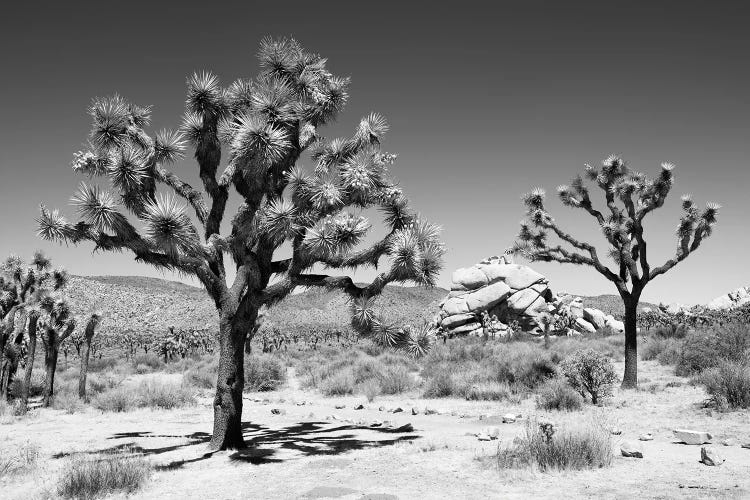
[559,293,658,318]
[65,275,447,336]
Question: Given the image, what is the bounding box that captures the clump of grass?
[699,361,750,410]
[9,372,46,399]
[321,370,355,396]
[496,418,613,471]
[359,379,381,402]
[131,353,164,371]
[377,365,413,395]
[184,358,217,389]
[0,441,39,477]
[464,381,514,401]
[422,371,455,398]
[536,378,584,411]
[87,358,119,373]
[91,380,195,412]
[245,354,286,392]
[57,452,151,499]
[53,392,85,414]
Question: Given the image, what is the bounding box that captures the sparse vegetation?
[699,361,750,410]
[91,379,196,412]
[0,441,39,477]
[560,349,618,404]
[496,419,613,471]
[536,378,584,411]
[57,452,151,499]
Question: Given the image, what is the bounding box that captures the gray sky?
[1,0,748,305]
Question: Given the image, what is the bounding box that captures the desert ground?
[2,358,749,500]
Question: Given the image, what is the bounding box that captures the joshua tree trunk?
[210,311,253,451]
[22,314,39,406]
[42,341,59,407]
[0,310,27,399]
[78,319,98,400]
[621,295,639,389]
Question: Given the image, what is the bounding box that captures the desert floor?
[2,360,749,500]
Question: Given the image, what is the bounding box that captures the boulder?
[476,433,492,441]
[583,308,608,330]
[443,297,470,316]
[464,282,512,311]
[440,313,476,329]
[506,287,545,313]
[575,317,596,334]
[620,441,643,458]
[567,297,584,318]
[673,429,712,445]
[502,413,516,423]
[476,264,546,290]
[451,267,489,291]
[481,426,501,439]
[707,286,750,311]
[700,446,724,466]
[639,433,654,441]
[449,322,483,335]
[605,316,625,333]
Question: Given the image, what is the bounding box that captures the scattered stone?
[411,407,420,415]
[296,401,306,406]
[611,428,623,436]
[620,441,643,458]
[674,429,712,445]
[393,423,414,432]
[326,414,340,421]
[424,407,438,415]
[343,418,353,424]
[354,404,365,410]
[370,420,383,427]
[481,426,500,439]
[721,438,738,447]
[382,421,393,428]
[639,433,654,441]
[391,407,403,414]
[477,433,492,441]
[270,408,285,415]
[700,446,724,466]
[334,404,346,409]
[502,413,516,423]
[378,406,385,412]
[308,412,315,418]
[262,399,270,404]
[741,442,750,449]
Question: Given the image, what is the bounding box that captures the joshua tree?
[515,155,719,388]
[21,311,40,407]
[38,296,76,406]
[37,38,444,449]
[78,312,102,400]
[0,252,68,399]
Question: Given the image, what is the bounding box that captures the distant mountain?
[65,275,448,337]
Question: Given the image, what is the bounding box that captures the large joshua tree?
[514,155,719,388]
[37,38,444,449]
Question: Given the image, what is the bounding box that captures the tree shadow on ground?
[53,421,420,470]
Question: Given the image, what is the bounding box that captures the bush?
[92,379,195,412]
[378,365,413,395]
[0,441,39,477]
[321,370,355,396]
[358,379,381,402]
[497,419,613,471]
[184,363,216,389]
[245,354,286,392]
[699,361,750,410]
[423,371,455,398]
[57,453,150,499]
[560,349,618,404]
[464,381,513,401]
[536,378,584,411]
[131,353,164,371]
[676,324,750,376]
[87,358,119,372]
[53,392,85,414]
[8,372,46,399]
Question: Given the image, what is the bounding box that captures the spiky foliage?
[38,38,444,449]
[514,155,719,387]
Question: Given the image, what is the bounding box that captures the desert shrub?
[641,337,680,361]
[0,441,39,477]
[131,353,164,371]
[137,380,196,409]
[699,361,750,410]
[57,452,150,499]
[357,339,386,357]
[560,349,618,404]
[92,387,138,413]
[87,358,119,372]
[497,419,612,471]
[378,365,413,395]
[184,363,216,389]
[536,378,584,411]
[321,369,355,396]
[53,392,85,414]
[245,354,286,392]
[359,379,381,402]
[464,381,514,401]
[676,324,750,376]
[8,372,46,399]
[423,371,455,398]
[352,357,387,384]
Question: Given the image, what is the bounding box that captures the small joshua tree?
[37,38,443,449]
[38,295,76,406]
[0,252,68,399]
[515,155,719,387]
[78,312,102,400]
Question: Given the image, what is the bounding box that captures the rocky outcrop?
[707,286,750,311]
[437,256,623,337]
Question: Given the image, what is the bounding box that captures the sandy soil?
[2,360,749,500]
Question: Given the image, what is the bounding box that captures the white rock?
[583,308,607,330]
[464,282,512,311]
[502,413,516,423]
[451,267,489,291]
[449,322,483,335]
[506,287,545,313]
[605,316,625,333]
[476,263,546,290]
[477,433,492,441]
[575,317,596,334]
[620,441,643,458]
[443,297,470,316]
[639,433,654,441]
[481,426,500,439]
[673,429,712,445]
[440,313,476,329]
[568,297,584,319]
[700,446,724,466]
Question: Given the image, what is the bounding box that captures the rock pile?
[437,256,625,337]
[707,286,750,311]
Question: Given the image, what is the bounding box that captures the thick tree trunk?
[209,315,250,450]
[22,316,38,406]
[621,298,639,389]
[79,330,94,400]
[42,341,59,407]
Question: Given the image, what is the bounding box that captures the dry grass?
[0,440,39,478]
[57,451,151,499]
